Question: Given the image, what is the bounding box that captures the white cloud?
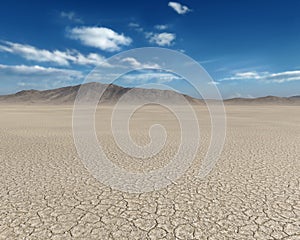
[73,52,107,66]
[221,70,300,83]
[154,24,168,30]
[121,57,141,67]
[60,11,83,23]
[68,26,132,52]
[0,41,107,66]
[147,32,176,46]
[0,41,68,65]
[168,2,191,15]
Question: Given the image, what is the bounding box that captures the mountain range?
[0,82,299,105]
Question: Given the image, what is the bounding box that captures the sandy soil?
[0,105,299,240]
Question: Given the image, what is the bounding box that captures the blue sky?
[0,0,299,98]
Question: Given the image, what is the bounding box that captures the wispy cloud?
[0,41,107,66]
[221,70,300,83]
[208,81,220,85]
[168,2,191,15]
[128,22,144,32]
[199,58,221,64]
[0,64,82,78]
[60,11,83,23]
[228,92,254,99]
[118,70,182,85]
[68,26,132,52]
[147,32,176,46]
[154,24,168,30]
[0,64,83,92]
[128,22,140,28]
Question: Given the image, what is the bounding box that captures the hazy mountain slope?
[0,82,196,105]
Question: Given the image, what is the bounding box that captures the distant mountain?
[289,95,300,100]
[224,95,300,105]
[0,82,299,105]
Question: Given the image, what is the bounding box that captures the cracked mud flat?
[0,105,299,240]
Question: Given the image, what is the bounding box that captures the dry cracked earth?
[0,105,299,240]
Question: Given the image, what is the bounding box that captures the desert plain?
[0,104,299,240]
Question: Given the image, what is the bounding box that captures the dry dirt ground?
[0,105,299,240]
